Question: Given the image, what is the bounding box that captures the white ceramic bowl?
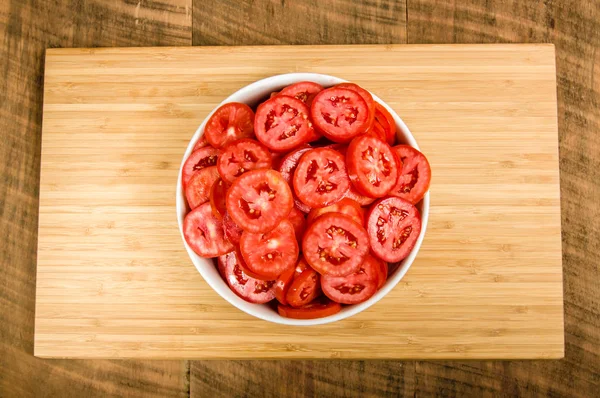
[176,73,430,325]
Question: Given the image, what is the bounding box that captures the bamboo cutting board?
[35,44,563,359]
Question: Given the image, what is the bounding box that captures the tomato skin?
[295,256,310,278]
[277,298,342,319]
[345,185,376,206]
[288,207,307,242]
[226,169,293,233]
[373,103,396,146]
[302,212,370,277]
[286,268,321,308]
[389,145,432,204]
[335,83,376,130]
[182,147,220,187]
[254,95,314,152]
[204,102,255,149]
[346,134,400,198]
[193,135,210,151]
[185,166,220,209]
[376,259,388,289]
[366,197,422,262]
[306,198,365,226]
[293,148,350,208]
[222,212,243,245]
[311,88,370,143]
[274,266,296,305]
[240,220,299,280]
[184,203,234,258]
[321,254,380,304]
[209,178,229,218]
[278,81,324,107]
[219,251,276,304]
[278,146,312,213]
[217,139,272,183]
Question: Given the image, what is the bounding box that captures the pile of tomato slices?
[182,81,431,320]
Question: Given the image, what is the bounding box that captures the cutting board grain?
[35,44,563,359]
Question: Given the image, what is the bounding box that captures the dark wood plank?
[192,0,407,45]
[407,0,600,396]
[191,361,414,398]
[0,0,191,396]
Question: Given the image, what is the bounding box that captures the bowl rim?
[176,72,430,326]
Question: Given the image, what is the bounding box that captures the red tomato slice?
[302,213,369,277]
[288,207,307,242]
[368,119,388,143]
[183,202,233,258]
[222,212,243,245]
[366,197,422,262]
[286,268,321,308]
[321,253,379,304]
[278,146,312,213]
[376,259,388,289]
[193,135,209,151]
[278,81,324,107]
[277,297,342,319]
[240,220,299,280]
[373,103,396,146]
[389,145,432,204]
[204,102,255,149]
[295,256,310,278]
[306,198,365,226]
[336,83,376,130]
[219,251,275,304]
[235,248,273,281]
[254,95,314,152]
[311,88,370,143]
[217,139,272,183]
[347,134,400,198]
[293,148,350,208]
[226,169,293,233]
[345,185,376,206]
[274,266,295,305]
[185,166,220,209]
[182,147,220,187]
[209,178,228,218]
[269,91,279,99]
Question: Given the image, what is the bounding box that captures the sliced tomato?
[293,148,350,208]
[235,248,272,281]
[347,134,399,198]
[288,207,307,242]
[183,202,233,257]
[278,146,312,213]
[219,251,275,304]
[269,91,280,99]
[274,266,295,305]
[182,146,220,187]
[226,169,293,233]
[373,103,396,146]
[278,81,324,107]
[376,259,388,289]
[222,212,243,245]
[311,88,370,143]
[295,256,310,278]
[209,178,228,218]
[193,134,209,150]
[204,102,255,148]
[321,253,379,304]
[366,197,422,262]
[389,145,432,204]
[368,119,388,143]
[345,185,376,206]
[217,139,272,183]
[302,212,369,277]
[240,220,299,279]
[254,95,314,152]
[335,83,376,129]
[185,166,220,209]
[307,198,365,226]
[286,268,321,308]
[277,297,342,319]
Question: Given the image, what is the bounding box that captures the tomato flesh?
[293,148,350,208]
[183,202,233,257]
[222,212,243,245]
[255,96,314,152]
[307,198,365,226]
[367,197,422,262]
[321,254,379,304]
[373,103,396,146]
[193,135,209,150]
[219,251,276,304]
[209,178,228,218]
[279,81,324,107]
[376,259,388,289]
[389,145,431,204]
[277,298,342,319]
[302,213,369,277]
[278,146,312,213]
[347,134,399,198]
[217,139,272,183]
[336,83,376,130]
[204,102,255,148]
[226,169,293,233]
[288,206,307,242]
[185,166,220,209]
[295,256,310,278]
[311,88,370,143]
[286,268,321,308]
[240,220,299,279]
[182,146,220,187]
[274,266,295,305]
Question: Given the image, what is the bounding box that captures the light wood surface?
[34,44,562,359]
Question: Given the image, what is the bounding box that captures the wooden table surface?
[0,0,598,396]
